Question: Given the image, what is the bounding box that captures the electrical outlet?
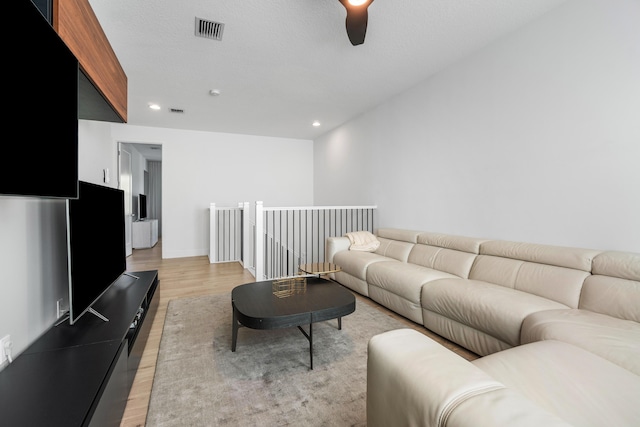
[0,335,10,364]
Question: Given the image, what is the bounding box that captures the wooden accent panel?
[53,0,127,122]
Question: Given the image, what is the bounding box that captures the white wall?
[78,120,121,187]
[314,0,640,253]
[108,124,314,258]
[0,121,312,365]
[0,198,68,361]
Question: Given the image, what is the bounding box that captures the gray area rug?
[146,292,408,426]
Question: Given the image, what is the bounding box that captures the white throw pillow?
[346,231,380,252]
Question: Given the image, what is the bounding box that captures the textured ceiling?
[89,0,567,141]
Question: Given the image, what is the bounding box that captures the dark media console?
[0,270,159,427]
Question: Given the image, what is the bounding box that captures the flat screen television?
[66,181,127,324]
[2,0,78,199]
[138,194,148,220]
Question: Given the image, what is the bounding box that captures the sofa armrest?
[367,329,502,427]
[326,236,350,263]
[367,329,570,427]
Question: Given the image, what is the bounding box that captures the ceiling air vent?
[169,108,185,114]
[195,17,224,41]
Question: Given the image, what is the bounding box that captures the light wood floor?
[120,239,478,427]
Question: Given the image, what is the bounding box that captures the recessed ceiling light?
[312,121,321,127]
[148,103,161,110]
[209,89,221,96]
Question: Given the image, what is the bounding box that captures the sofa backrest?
[580,251,640,322]
[470,241,600,308]
[418,232,486,254]
[376,228,421,243]
[373,238,415,262]
[371,228,420,262]
[407,233,487,278]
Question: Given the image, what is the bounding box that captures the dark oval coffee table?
[231,277,356,369]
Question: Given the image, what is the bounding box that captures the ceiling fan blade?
[345,9,368,45]
[338,0,373,46]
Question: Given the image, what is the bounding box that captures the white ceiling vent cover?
[195,17,224,41]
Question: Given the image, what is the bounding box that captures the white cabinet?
[132,219,158,249]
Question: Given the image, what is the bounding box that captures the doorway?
[119,142,163,249]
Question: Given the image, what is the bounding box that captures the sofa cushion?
[376,228,422,243]
[333,271,370,296]
[479,240,600,272]
[591,250,640,281]
[421,278,568,347]
[422,310,512,356]
[372,237,415,261]
[408,244,478,278]
[473,340,640,427]
[580,275,640,322]
[331,233,416,297]
[367,261,460,324]
[332,250,390,281]
[368,261,459,302]
[417,232,486,254]
[581,251,640,322]
[521,309,640,376]
[469,255,588,308]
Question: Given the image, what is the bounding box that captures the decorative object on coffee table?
[272,276,307,298]
[298,262,341,278]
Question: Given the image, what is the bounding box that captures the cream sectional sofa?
[367,329,640,427]
[325,228,640,426]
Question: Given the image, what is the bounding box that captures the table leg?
[297,322,314,370]
[309,322,313,369]
[338,317,342,330]
[231,306,238,352]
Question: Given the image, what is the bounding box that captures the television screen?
[139,194,148,220]
[2,0,78,199]
[66,181,126,324]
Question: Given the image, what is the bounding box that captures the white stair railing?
[209,201,376,280]
[209,202,248,264]
[254,201,377,280]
